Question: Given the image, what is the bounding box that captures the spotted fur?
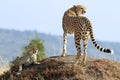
[61,5,113,65]
[13,44,39,73]
[65,5,86,17]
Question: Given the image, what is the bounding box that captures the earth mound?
[0,55,120,80]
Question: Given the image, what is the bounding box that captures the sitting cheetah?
[13,44,39,73]
[61,5,113,65]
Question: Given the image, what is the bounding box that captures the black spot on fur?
[95,44,97,47]
[92,39,95,41]
[93,41,96,44]
[97,46,100,49]
[100,48,103,51]
[105,49,112,53]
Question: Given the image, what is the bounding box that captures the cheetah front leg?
[82,38,88,65]
[31,54,40,64]
[16,64,22,75]
[61,32,67,57]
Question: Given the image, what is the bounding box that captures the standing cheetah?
[61,5,113,65]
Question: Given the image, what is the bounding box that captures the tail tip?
[110,50,114,55]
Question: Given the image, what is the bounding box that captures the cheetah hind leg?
[82,38,88,65]
[75,52,82,65]
[61,32,67,57]
[74,37,82,65]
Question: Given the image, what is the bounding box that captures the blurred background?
[0,0,120,74]
[0,0,119,42]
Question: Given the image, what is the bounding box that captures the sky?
[0,0,120,42]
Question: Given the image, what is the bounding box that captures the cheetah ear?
[73,5,77,8]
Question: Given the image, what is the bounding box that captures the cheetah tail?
[90,31,114,54]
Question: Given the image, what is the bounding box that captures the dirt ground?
[1,55,120,80]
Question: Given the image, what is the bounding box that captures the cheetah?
[13,44,39,73]
[61,5,113,65]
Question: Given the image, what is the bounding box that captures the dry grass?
[0,55,120,80]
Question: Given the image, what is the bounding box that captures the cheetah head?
[72,5,86,16]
